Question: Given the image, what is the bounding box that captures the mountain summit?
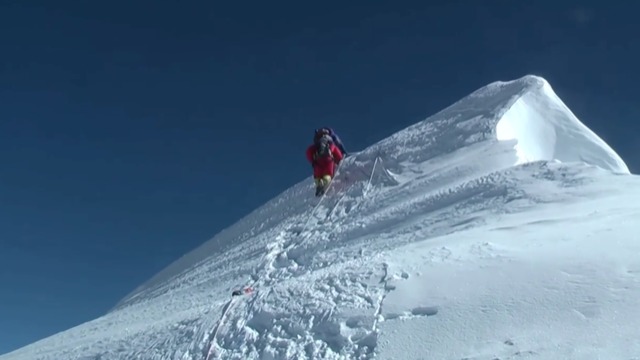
[3,75,638,360]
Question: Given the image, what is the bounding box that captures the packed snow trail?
[1,75,636,360]
[203,160,379,359]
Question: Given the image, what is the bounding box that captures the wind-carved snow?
[495,77,629,172]
[2,75,637,360]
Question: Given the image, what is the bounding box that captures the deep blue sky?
[1,1,638,355]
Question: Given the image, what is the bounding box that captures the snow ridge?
[1,75,636,360]
[113,75,627,313]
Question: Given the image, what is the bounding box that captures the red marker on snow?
[231,287,253,296]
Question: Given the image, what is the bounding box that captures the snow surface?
[2,75,638,360]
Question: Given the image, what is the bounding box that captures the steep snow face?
[2,75,636,360]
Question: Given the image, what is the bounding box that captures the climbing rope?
[202,156,381,360]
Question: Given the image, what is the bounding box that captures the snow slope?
[2,75,637,360]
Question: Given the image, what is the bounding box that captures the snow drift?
[2,75,637,360]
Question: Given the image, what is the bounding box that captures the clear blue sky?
[1,1,638,355]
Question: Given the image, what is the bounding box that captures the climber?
[306,128,345,196]
[316,127,348,157]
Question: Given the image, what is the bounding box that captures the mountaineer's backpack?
[314,134,334,160]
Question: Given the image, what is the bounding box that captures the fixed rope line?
[363,157,380,198]
[203,163,344,360]
[296,162,343,238]
[202,156,382,360]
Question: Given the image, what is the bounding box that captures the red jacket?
[306,143,344,178]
